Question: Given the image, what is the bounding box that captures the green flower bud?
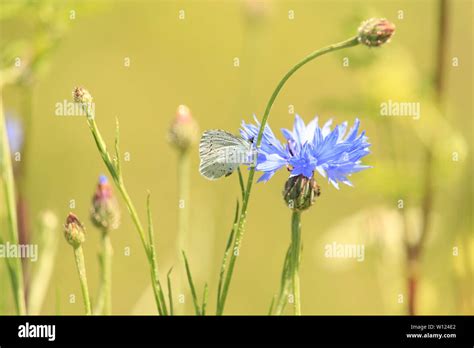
[90,175,121,232]
[168,105,199,152]
[283,175,321,212]
[358,18,395,47]
[64,213,86,248]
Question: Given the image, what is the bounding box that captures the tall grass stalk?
[407,0,448,315]
[216,36,360,315]
[75,92,169,315]
[0,92,26,315]
[177,150,190,254]
[28,211,59,315]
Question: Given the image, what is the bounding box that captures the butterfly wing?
[199,130,252,180]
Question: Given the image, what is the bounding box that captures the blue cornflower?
[5,114,24,154]
[241,115,371,188]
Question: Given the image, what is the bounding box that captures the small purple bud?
[90,175,121,231]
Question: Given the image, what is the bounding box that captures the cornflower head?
[241,115,371,190]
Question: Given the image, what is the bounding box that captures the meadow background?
[0,0,472,315]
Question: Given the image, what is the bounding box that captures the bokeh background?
[0,0,472,315]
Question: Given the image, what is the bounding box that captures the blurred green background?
[0,0,472,315]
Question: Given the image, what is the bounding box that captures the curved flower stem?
[0,92,26,315]
[73,246,92,315]
[290,211,302,315]
[217,36,360,315]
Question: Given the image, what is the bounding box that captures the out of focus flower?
[64,213,86,248]
[241,115,371,188]
[90,175,121,231]
[5,114,24,154]
[40,210,59,231]
[242,0,271,20]
[168,104,199,152]
[357,18,395,47]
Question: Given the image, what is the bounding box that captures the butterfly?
[199,130,255,180]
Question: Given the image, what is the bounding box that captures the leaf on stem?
[268,296,276,315]
[146,192,168,315]
[167,267,174,316]
[181,250,201,316]
[201,283,209,316]
[114,118,122,178]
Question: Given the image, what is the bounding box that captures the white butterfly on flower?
[199,130,255,180]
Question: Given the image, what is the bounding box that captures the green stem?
[291,211,302,315]
[273,245,292,315]
[85,115,166,314]
[177,150,190,253]
[217,36,360,315]
[273,212,302,315]
[100,230,113,315]
[73,246,92,315]
[0,91,26,315]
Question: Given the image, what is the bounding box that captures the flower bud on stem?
[90,175,120,315]
[219,18,394,315]
[73,87,170,315]
[64,213,92,315]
